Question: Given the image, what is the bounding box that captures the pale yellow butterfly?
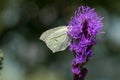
[40,26,70,53]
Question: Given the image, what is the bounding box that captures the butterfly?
[40,26,70,53]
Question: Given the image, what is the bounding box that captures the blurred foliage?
[0,0,120,80]
[0,50,3,70]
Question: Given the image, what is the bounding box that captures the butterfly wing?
[40,26,70,53]
[40,26,66,42]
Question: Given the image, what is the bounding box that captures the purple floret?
[67,6,103,80]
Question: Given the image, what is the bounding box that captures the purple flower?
[67,6,103,80]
